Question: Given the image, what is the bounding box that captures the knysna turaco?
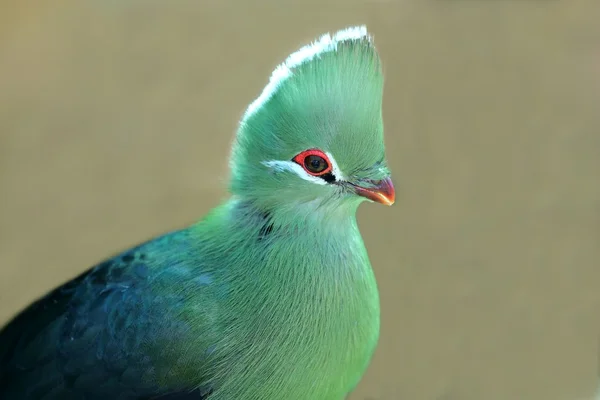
[0,25,395,400]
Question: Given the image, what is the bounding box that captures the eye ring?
[292,149,332,176]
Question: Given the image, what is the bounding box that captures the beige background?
[1,1,599,399]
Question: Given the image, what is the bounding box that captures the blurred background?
[1,1,599,399]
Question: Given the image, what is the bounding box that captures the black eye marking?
[319,172,336,183]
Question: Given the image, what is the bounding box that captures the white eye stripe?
[262,160,327,185]
[262,151,345,184]
[324,151,345,181]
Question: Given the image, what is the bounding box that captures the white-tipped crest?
[242,26,370,121]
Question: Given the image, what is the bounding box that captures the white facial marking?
[262,151,345,184]
[262,160,327,185]
[325,151,345,181]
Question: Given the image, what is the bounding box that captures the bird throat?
[185,197,380,398]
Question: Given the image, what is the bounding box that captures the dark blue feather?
[0,231,215,399]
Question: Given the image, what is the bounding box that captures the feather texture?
[0,25,390,400]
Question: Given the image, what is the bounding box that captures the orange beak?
[351,177,395,206]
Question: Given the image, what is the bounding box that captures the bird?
[0,25,395,400]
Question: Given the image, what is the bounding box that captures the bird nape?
[0,25,395,400]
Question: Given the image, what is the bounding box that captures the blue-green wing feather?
[0,231,214,400]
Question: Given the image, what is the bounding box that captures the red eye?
[292,149,332,176]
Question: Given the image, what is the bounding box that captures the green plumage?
[0,26,392,400]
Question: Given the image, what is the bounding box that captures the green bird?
[0,25,395,400]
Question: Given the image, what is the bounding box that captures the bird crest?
[230,26,386,200]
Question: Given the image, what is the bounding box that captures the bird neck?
[185,196,380,399]
[192,195,372,285]
[227,195,361,250]
[198,194,378,324]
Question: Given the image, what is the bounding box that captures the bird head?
[229,26,394,214]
